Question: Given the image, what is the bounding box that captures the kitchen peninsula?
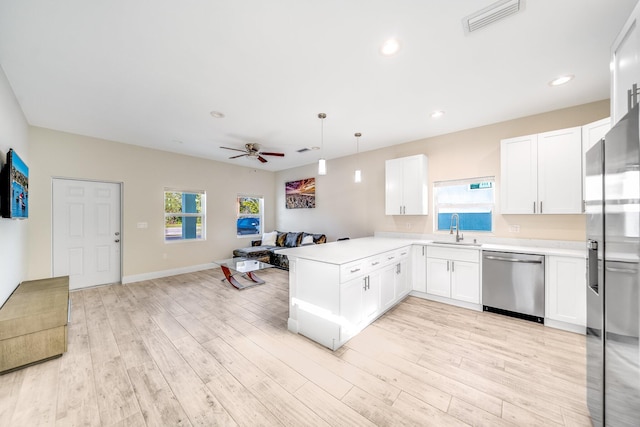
[280,235,587,350]
[280,237,415,350]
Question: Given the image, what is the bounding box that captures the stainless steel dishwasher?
[482,251,545,323]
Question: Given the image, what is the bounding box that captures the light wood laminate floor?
[0,268,591,426]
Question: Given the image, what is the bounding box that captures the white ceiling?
[0,0,637,171]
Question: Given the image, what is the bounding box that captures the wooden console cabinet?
[0,276,69,373]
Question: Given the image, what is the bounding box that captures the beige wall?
[276,100,610,242]
[27,128,276,281]
[26,99,609,284]
[0,66,29,306]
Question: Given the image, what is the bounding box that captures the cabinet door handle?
[350,268,361,273]
[540,201,543,214]
[533,201,536,213]
[451,261,455,272]
[371,261,379,266]
[396,263,401,274]
[447,260,450,271]
[422,246,425,256]
[388,256,395,260]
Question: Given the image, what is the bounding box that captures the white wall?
[27,128,276,282]
[275,100,610,242]
[0,66,29,306]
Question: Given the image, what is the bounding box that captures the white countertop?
[278,235,587,265]
[277,237,413,265]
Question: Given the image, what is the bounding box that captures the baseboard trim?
[122,263,213,284]
[544,318,586,335]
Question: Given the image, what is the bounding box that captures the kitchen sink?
[431,240,483,247]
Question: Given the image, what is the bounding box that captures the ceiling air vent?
[462,0,525,35]
[297,148,311,153]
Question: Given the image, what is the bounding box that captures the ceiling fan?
[220,143,285,163]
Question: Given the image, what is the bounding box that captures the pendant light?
[354,132,362,183]
[317,113,327,175]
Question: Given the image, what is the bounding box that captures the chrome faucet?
[449,213,464,242]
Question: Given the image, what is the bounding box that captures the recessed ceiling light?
[549,75,574,86]
[310,146,320,150]
[210,111,225,118]
[431,110,445,118]
[380,38,401,56]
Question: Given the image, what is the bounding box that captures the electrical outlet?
[509,225,520,233]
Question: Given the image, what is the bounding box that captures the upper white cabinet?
[385,154,428,215]
[501,127,582,214]
[582,117,611,154]
[611,1,640,126]
[582,117,611,202]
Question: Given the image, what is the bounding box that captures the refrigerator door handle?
[587,239,599,294]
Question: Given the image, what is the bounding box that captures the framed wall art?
[285,178,315,209]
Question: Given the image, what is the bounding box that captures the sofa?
[233,230,327,270]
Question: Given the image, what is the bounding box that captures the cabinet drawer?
[395,247,410,260]
[340,260,366,283]
[367,255,383,270]
[426,246,479,263]
[381,249,403,266]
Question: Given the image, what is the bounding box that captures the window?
[237,195,263,237]
[433,177,495,232]
[164,189,205,242]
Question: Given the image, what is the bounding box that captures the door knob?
[115,239,120,243]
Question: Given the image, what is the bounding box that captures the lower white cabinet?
[426,246,480,305]
[411,245,427,293]
[545,255,586,330]
[340,273,380,342]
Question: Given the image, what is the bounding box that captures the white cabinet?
[426,246,480,304]
[450,260,481,304]
[385,154,428,215]
[582,117,611,202]
[501,127,582,214]
[545,255,586,331]
[393,249,411,299]
[411,245,427,293]
[611,1,640,126]
[380,248,411,311]
[582,117,611,154]
[379,263,397,311]
[426,257,451,297]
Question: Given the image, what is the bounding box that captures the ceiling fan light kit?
[220,143,284,163]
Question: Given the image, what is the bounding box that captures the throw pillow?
[276,232,287,247]
[301,235,314,245]
[284,232,302,247]
[262,231,277,246]
[313,234,327,244]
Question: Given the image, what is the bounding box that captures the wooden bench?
[0,276,69,374]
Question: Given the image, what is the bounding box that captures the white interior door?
[53,179,121,290]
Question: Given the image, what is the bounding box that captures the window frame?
[163,188,206,243]
[236,194,264,238]
[433,177,495,234]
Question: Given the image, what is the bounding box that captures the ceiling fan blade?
[220,146,248,153]
[257,156,268,163]
[260,151,285,157]
[229,154,248,159]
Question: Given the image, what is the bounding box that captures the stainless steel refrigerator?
[586,104,640,426]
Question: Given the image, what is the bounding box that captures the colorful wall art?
[285,178,315,209]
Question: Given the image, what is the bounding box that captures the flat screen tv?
[1,149,29,219]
